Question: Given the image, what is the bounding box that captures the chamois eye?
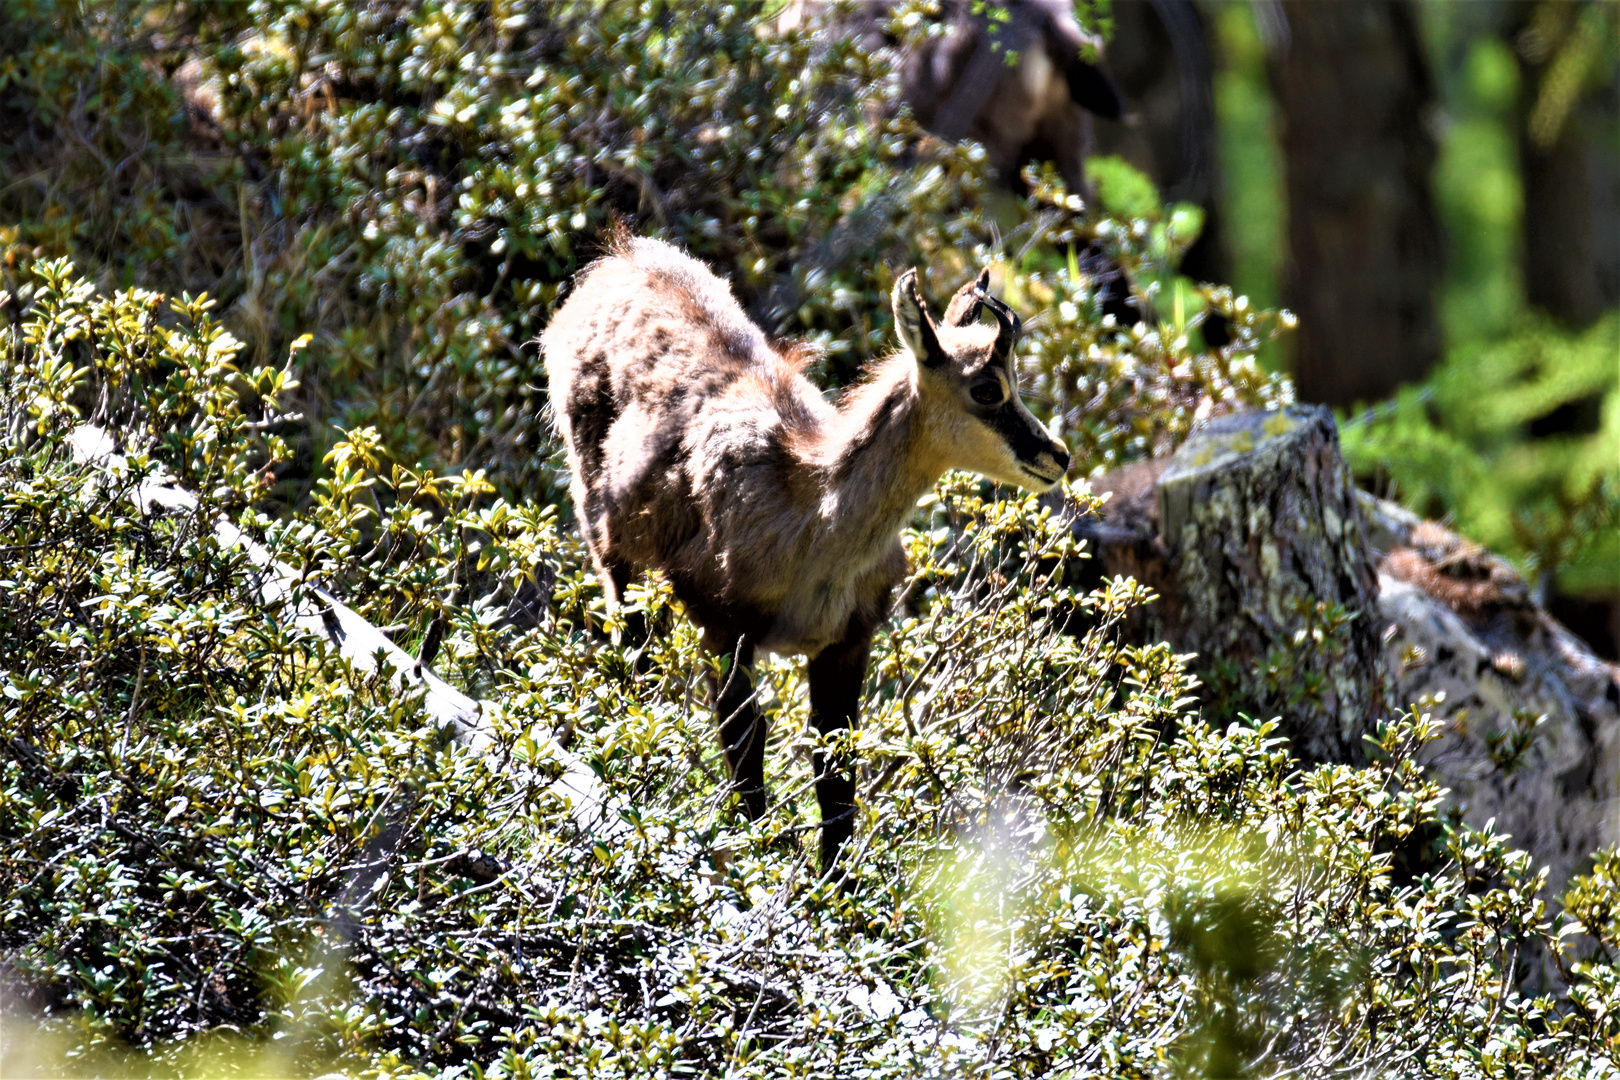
[970,381,1004,406]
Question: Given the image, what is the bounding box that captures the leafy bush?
[1,0,1290,505]
[4,2,1618,1076]
[5,261,1620,1078]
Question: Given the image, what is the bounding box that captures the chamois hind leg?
[711,640,766,821]
[806,628,872,875]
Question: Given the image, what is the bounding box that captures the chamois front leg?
[604,558,661,673]
[806,628,872,875]
[711,641,766,821]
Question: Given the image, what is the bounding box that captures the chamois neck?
[808,356,944,543]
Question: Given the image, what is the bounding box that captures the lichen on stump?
[1149,405,1387,762]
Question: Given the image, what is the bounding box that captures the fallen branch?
[65,424,615,835]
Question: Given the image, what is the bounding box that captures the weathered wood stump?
[1077,405,1387,763]
[1070,407,1620,912]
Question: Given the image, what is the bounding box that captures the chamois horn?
[975,287,1022,358]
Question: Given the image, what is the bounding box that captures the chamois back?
[543,235,882,656]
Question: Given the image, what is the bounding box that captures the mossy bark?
[1152,405,1387,761]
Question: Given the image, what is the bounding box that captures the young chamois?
[542,234,1070,872]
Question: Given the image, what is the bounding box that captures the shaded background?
[1,7,1619,1071]
[1082,0,1619,654]
[1090,0,1617,399]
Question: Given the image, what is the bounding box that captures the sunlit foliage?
[3,258,1619,1080]
[1342,314,1619,599]
[1,1,1617,1076]
[0,0,1289,502]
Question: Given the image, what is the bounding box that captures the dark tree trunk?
[1512,2,1620,326]
[1267,0,1443,408]
[1522,127,1607,326]
[1091,0,1229,287]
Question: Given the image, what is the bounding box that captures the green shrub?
[4,261,1620,1079]
[1342,313,1620,598]
[3,2,1617,1076]
[1384,16,1620,605]
[1,0,1289,506]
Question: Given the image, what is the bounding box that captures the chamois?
[542,234,1070,872]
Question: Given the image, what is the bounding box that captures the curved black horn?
[975,288,1021,358]
[945,268,992,327]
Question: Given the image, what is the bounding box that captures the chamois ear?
[942,267,993,327]
[892,269,948,368]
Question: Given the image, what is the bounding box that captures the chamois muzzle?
[1006,413,1070,486]
[973,286,1068,486]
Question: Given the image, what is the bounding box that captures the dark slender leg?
[711,641,765,821]
[601,559,629,604]
[806,629,871,875]
[604,559,657,672]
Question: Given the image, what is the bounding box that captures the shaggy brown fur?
[542,234,1069,872]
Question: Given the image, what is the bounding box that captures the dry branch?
[65,423,615,835]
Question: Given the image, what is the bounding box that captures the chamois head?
[892,268,1071,490]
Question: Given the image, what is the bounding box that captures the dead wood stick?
[65,424,614,833]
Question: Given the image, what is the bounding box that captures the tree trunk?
[1513,0,1620,326]
[1090,0,1228,287]
[1267,0,1442,407]
[1076,405,1386,763]
[1367,496,1620,929]
[1522,125,1607,326]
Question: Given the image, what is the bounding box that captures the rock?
[1369,502,1620,906]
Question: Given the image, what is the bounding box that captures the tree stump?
[1080,405,1387,763]
[1068,407,1620,913]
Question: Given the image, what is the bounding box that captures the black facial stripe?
[982,349,1014,375]
[989,401,1055,467]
